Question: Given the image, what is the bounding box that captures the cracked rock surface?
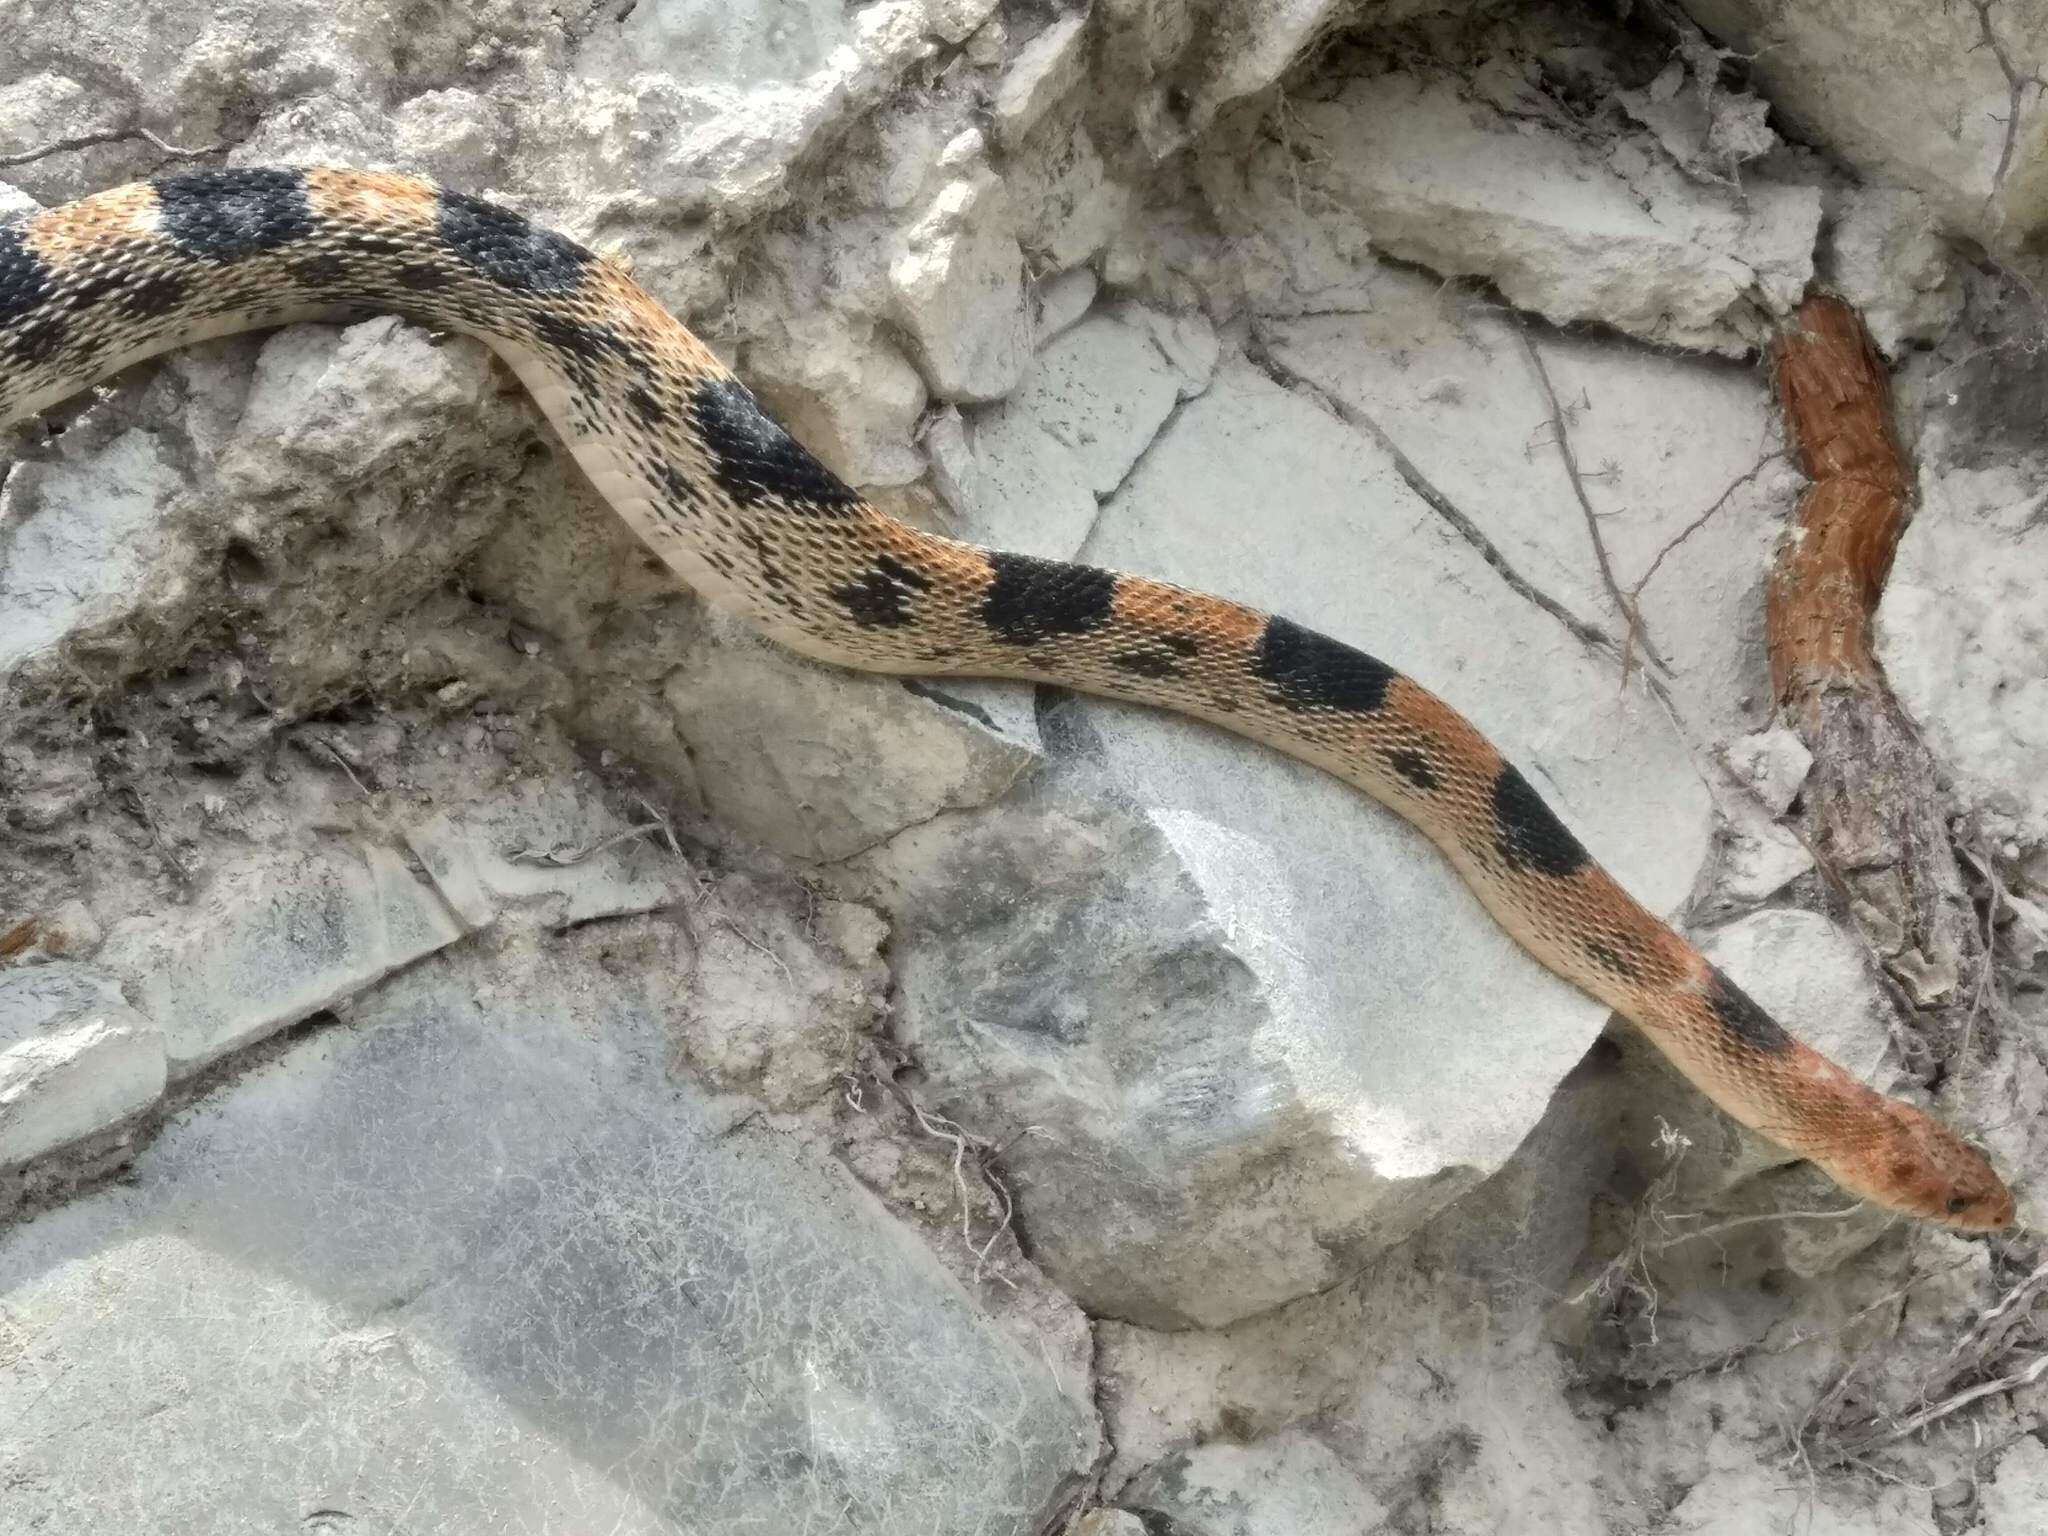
[4,0,2047,1532]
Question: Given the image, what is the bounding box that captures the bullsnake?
[0,167,2014,1229]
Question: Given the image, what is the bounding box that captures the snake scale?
[0,167,2014,1229]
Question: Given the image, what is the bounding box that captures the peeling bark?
[1768,295,1985,1061]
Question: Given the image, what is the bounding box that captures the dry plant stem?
[1767,295,1986,1059]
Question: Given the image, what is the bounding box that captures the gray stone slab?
[0,955,1094,1532]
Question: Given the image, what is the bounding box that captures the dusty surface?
[2,1,2046,1532]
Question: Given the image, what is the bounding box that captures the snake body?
[0,168,2014,1229]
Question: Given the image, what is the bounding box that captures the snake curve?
[0,167,2014,1230]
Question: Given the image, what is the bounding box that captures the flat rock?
[1208,70,1819,354]
[1122,1430,1388,1535]
[1685,0,2048,251]
[99,845,467,1079]
[861,356,1710,1327]
[0,430,189,682]
[0,963,165,1168]
[0,949,1094,1532]
[661,610,1040,863]
[405,781,696,933]
[1877,461,2048,851]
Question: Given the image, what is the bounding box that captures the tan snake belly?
[0,168,2013,1229]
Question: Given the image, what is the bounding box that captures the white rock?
[1207,71,1821,353]
[924,0,999,45]
[1685,0,2048,249]
[1007,123,1131,271]
[1878,461,2048,850]
[1618,60,1777,179]
[404,783,697,934]
[1124,1431,1389,1535]
[660,610,1039,863]
[993,15,1089,149]
[1071,1515,1148,1536]
[889,173,1033,402]
[1723,727,1814,816]
[0,949,1094,1531]
[0,430,190,680]
[1031,266,1100,343]
[0,964,165,1168]
[1982,1434,2048,1533]
[1720,817,1814,906]
[0,178,37,221]
[101,845,466,1078]
[1113,302,1220,396]
[746,311,929,486]
[935,310,1187,562]
[862,359,1709,1326]
[1827,187,1965,356]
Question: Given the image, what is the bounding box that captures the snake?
[0,167,2015,1230]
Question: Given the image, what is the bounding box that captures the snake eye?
[1947,1195,1970,1215]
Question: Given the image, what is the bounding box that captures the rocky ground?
[2,1,2047,1531]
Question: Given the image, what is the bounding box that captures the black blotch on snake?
[1385,749,1438,791]
[1253,616,1395,714]
[1491,764,1590,879]
[689,376,862,513]
[0,225,54,325]
[1704,967,1795,1055]
[437,187,589,292]
[830,554,934,628]
[155,168,316,261]
[982,552,1118,645]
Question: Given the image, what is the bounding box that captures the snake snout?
[1877,1107,2015,1231]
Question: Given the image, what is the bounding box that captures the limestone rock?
[0,948,1095,1531]
[1723,727,1813,817]
[993,15,1089,149]
[100,845,466,1078]
[1826,188,1965,356]
[745,311,928,487]
[935,310,1190,561]
[1684,0,2048,251]
[0,430,191,681]
[889,173,1033,402]
[660,611,1040,863]
[860,357,1709,1328]
[1207,71,1820,354]
[1877,461,2048,852]
[0,963,165,1168]
[1123,1431,1388,1535]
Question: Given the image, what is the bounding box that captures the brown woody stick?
[1766,295,1910,701]
[1765,292,1986,1046]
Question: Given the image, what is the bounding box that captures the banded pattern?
[0,168,2014,1229]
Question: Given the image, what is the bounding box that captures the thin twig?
[1632,449,1786,598]
[1244,324,1622,661]
[1518,326,1669,677]
[1965,1,2046,206]
[507,820,666,867]
[0,125,226,170]
[1840,1352,2048,1452]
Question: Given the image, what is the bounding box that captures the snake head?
[1861,1103,2015,1231]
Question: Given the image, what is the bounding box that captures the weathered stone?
[660,611,1039,863]
[100,845,466,1078]
[889,173,1032,401]
[860,358,1709,1328]
[0,963,164,1168]
[0,949,1095,1531]
[1123,1432,1389,1535]
[1207,71,1820,354]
